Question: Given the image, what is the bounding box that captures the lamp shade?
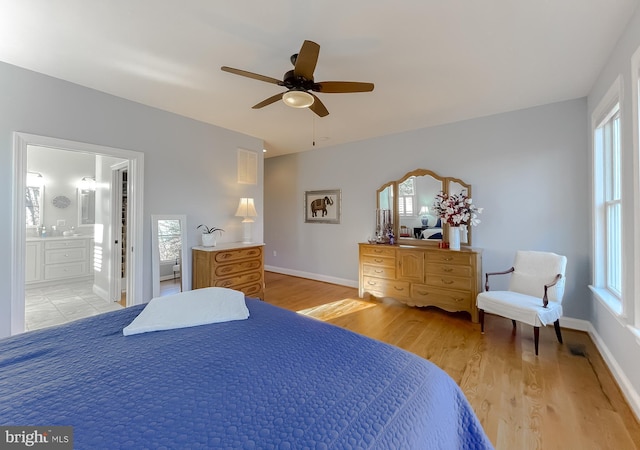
[282,90,314,108]
[235,198,258,218]
[419,206,429,216]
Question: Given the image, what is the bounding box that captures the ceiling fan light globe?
[283,90,314,108]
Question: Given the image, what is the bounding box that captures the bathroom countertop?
[26,235,93,242]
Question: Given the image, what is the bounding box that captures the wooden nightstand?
[192,243,264,299]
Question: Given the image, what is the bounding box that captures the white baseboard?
[584,323,640,421]
[92,284,110,303]
[265,265,358,289]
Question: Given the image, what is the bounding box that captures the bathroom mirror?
[78,189,95,225]
[376,169,473,246]
[151,214,189,298]
[25,172,44,228]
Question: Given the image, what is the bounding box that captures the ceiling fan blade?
[252,92,284,109]
[221,66,282,85]
[309,94,329,117]
[314,81,375,93]
[293,40,320,80]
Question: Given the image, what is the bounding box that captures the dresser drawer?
[362,276,410,298]
[361,254,395,267]
[44,248,86,264]
[362,263,395,279]
[214,271,263,289]
[237,282,264,298]
[425,274,472,291]
[215,259,262,277]
[411,284,471,310]
[44,262,88,280]
[426,251,473,266]
[425,262,472,278]
[360,245,395,258]
[214,247,263,263]
[44,239,87,250]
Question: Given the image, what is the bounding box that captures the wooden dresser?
[192,243,264,299]
[358,243,482,322]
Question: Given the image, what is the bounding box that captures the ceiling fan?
[221,40,374,117]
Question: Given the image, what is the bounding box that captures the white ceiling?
[0,1,637,157]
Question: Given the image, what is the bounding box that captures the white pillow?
[123,287,249,336]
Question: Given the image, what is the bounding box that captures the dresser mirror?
[376,169,473,246]
[151,214,188,298]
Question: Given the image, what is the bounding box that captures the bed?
[0,290,492,449]
[421,227,443,240]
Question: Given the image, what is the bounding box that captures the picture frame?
[304,189,341,224]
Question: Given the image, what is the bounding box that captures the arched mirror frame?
[376,169,473,247]
[151,214,189,298]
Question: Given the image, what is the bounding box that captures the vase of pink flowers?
[432,190,482,250]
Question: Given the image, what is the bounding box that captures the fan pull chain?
[312,116,316,147]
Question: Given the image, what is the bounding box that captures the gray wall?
[265,98,589,321]
[0,62,264,338]
[587,3,640,418]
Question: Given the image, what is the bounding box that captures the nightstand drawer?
[215,259,262,277]
[214,247,263,263]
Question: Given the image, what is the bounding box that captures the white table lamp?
[235,198,258,243]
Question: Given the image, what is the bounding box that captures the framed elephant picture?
[304,189,341,224]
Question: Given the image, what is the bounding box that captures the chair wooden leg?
[534,327,540,355]
[479,309,485,333]
[554,320,563,344]
[512,320,517,329]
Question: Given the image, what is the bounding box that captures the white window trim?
[631,45,640,329]
[591,75,624,317]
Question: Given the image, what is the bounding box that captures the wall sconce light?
[26,172,44,188]
[79,176,96,191]
[235,198,258,244]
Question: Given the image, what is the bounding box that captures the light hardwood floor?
[263,271,640,450]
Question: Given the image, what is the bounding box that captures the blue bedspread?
[0,299,492,449]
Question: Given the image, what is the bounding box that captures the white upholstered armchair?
[476,251,567,355]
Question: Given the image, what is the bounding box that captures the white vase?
[448,226,461,251]
[201,233,216,247]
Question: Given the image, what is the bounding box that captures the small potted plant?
[197,224,224,247]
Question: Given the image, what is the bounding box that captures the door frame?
[111,162,128,304]
[11,132,145,335]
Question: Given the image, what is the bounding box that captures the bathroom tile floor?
[25,279,123,332]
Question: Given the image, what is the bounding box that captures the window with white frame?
[398,177,415,216]
[592,80,622,309]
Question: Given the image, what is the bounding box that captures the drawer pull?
[454,297,464,302]
[367,281,378,286]
[442,267,453,272]
[374,249,384,254]
[442,279,454,285]
[393,286,405,292]
[416,291,429,296]
[374,269,383,274]
[442,257,453,261]
[374,258,384,263]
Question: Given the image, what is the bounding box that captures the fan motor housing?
[282,70,316,91]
